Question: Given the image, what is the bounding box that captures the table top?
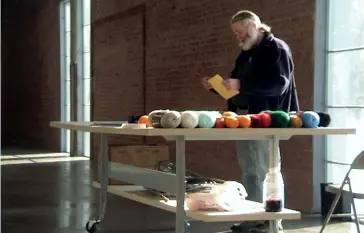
[50,121,357,137]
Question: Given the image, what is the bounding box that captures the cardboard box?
[108,145,170,185]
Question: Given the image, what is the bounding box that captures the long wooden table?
[50,121,356,233]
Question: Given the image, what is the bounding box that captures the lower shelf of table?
[92,182,301,222]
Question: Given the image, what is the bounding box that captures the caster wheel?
[86,219,100,233]
[185,221,190,227]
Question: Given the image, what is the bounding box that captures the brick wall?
[2,0,61,150]
[92,0,315,212]
[1,0,316,213]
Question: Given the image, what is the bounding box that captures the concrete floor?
[1,151,364,233]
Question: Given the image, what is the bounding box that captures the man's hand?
[223,78,240,90]
[201,76,212,90]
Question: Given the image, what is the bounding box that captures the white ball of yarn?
[180,111,199,128]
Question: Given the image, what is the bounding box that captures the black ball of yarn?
[128,115,142,123]
[317,112,331,127]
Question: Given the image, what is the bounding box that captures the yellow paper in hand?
[208,74,240,100]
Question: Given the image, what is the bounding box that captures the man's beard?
[238,28,259,51]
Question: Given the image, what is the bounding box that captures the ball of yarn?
[160,110,182,128]
[128,115,142,123]
[289,111,304,117]
[301,111,320,128]
[258,112,272,128]
[237,115,251,128]
[148,109,169,128]
[225,116,239,128]
[270,111,290,128]
[317,112,331,127]
[180,111,199,128]
[250,114,262,128]
[223,111,238,117]
[214,117,225,128]
[198,111,216,128]
[148,109,168,122]
[289,115,303,128]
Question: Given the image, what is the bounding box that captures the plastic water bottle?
[263,168,284,212]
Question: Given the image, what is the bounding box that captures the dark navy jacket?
[219,32,300,114]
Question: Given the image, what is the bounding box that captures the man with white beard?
[201,10,299,233]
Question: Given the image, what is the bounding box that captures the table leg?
[175,136,186,233]
[269,136,281,233]
[269,136,280,170]
[98,134,109,221]
[86,134,109,233]
[269,220,280,233]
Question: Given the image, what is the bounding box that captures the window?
[60,0,71,153]
[82,0,91,157]
[59,0,91,157]
[325,0,364,212]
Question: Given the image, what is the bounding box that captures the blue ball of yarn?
[198,111,216,128]
[301,111,320,128]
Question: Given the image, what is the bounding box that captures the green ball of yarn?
[270,111,290,128]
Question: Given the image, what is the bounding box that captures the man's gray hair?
[231,10,272,33]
